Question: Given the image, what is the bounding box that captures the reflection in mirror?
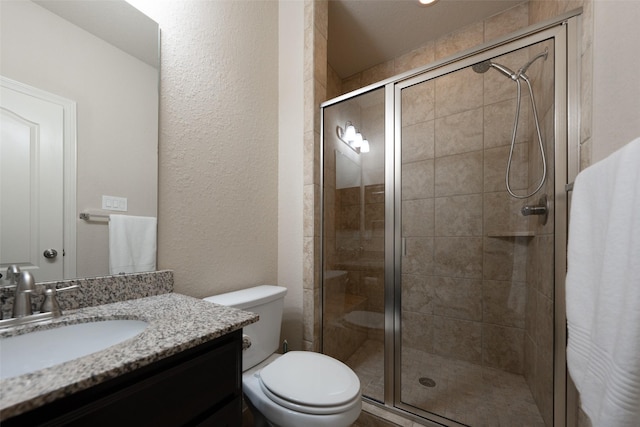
[0,0,159,281]
[335,150,362,190]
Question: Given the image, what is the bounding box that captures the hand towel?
[109,214,157,275]
[566,137,640,427]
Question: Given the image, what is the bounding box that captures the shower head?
[472,60,516,80]
[472,60,492,74]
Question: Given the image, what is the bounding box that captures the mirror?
[335,150,361,190]
[0,0,159,280]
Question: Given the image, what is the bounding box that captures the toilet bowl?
[243,352,361,427]
[204,285,361,427]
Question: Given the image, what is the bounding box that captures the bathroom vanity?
[0,293,258,426]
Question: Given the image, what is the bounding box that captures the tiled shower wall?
[399,58,534,375]
[307,0,593,425]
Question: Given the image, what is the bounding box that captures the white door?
[0,82,65,281]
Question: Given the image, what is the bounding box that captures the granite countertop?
[0,293,258,420]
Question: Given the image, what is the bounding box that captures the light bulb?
[343,124,356,142]
[360,140,370,153]
[353,133,363,148]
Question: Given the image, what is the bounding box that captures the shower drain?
[419,377,436,388]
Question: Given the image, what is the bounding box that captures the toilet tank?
[204,285,287,371]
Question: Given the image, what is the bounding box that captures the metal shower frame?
[320,9,582,427]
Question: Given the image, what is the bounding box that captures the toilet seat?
[257,351,361,415]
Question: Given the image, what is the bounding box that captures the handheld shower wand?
[472,48,549,199]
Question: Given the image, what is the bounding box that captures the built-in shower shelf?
[487,231,535,238]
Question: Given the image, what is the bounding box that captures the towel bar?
[79,212,110,221]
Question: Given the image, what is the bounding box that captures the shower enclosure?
[321,15,579,427]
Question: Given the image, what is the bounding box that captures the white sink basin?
[0,319,148,380]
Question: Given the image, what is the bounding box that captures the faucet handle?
[1,265,22,288]
[40,285,79,317]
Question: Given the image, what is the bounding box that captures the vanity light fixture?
[418,0,439,5]
[336,121,369,154]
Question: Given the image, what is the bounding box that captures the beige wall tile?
[534,291,554,352]
[402,237,434,276]
[303,183,318,237]
[434,150,483,197]
[483,49,529,105]
[303,77,315,134]
[433,236,483,279]
[482,324,524,373]
[326,63,342,100]
[314,27,327,87]
[402,159,435,200]
[483,191,531,235]
[483,236,528,282]
[362,60,395,87]
[342,73,363,94]
[304,130,320,186]
[402,81,435,126]
[401,273,434,314]
[483,280,526,328]
[435,68,484,118]
[484,97,531,148]
[314,0,328,38]
[432,277,483,321]
[402,311,435,354]
[435,107,484,157]
[484,143,529,192]
[402,198,435,237]
[524,334,537,384]
[484,3,529,42]
[534,234,555,299]
[433,316,482,363]
[435,21,484,61]
[395,41,435,75]
[402,120,435,163]
[434,194,483,237]
[303,287,315,341]
[525,278,538,340]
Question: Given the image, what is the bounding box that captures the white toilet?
[204,285,361,427]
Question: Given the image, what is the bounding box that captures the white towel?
[109,214,157,275]
[566,137,640,427]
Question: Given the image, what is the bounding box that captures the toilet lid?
[259,351,360,407]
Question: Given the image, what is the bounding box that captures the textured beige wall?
[278,0,305,351]
[138,1,279,298]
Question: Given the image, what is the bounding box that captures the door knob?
[43,249,58,259]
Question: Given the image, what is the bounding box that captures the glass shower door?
[322,87,386,403]
[397,40,555,426]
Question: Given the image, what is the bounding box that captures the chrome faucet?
[12,270,36,318]
[1,265,79,323]
[0,266,37,318]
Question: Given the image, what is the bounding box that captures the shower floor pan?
[347,340,545,427]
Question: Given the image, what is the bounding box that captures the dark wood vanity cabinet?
[3,329,243,427]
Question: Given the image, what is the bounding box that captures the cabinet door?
[196,396,242,427]
[5,331,242,427]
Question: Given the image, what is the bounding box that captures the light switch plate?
[102,195,128,212]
